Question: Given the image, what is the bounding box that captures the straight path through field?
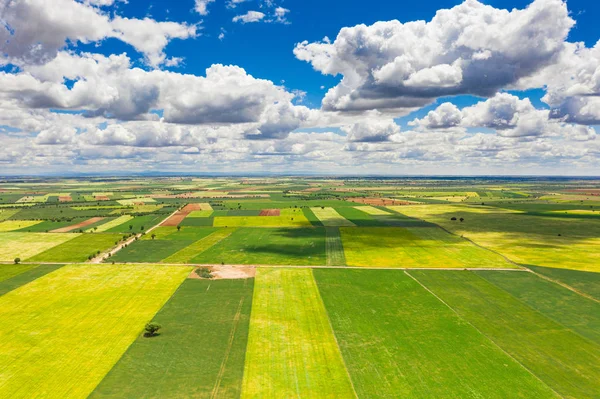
[0,264,190,399]
[409,270,600,399]
[241,268,356,398]
[325,227,346,266]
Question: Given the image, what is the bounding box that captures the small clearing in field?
[58,196,72,202]
[259,209,280,216]
[349,197,412,206]
[50,217,105,233]
[188,265,256,280]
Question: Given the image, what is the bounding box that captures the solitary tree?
[144,322,162,337]
[177,225,181,231]
[14,257,20,264]
[151,233,156,240]
[129,224,133,230]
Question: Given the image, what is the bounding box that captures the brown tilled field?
[58,196,72,202]
[259,209,281,216]
[95,196,110,201]
[50,217,105,233]
[160,204,203,226]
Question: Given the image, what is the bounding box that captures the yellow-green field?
[340,227,514,268]
[0,220,43,232]
[213,209,311,227]
[311,207,356,227]
[87,215,133,232]
[398,205,600,271]
[241,268,356,398]
[162,228,236,263]
[354,206,391,215]
[0,264,190,399]
[0,232,78,261]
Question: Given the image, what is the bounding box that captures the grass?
[310,207,356,227]
[213,209,311,228]
[0,232,78,261]
[0,264,64,296]
[399,204,600,271]
[325,227,346,266]
[162,228,236,263]
[409,270,600,399]
[0,264,190,399]
[476,270,600,345]
[241,268,356,398]
[314,269,558,398]
[110,240,194,263]
[0,220,43,232]
[91,278,253,399]
[89,215,133,232]
[192,228,326,266]
[302,207,324,226]
[528,265,600,300]
[27,233,121,262]
[340,227,514,268]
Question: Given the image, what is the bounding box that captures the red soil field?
[259,209,281,216]
[58,196,72,202]
[95,196,110,201]
[160,203,203,226]
[50,217,105,233]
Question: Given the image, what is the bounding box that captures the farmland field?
[242,268,355,398]
[0,176,599,398]
[192,227,326,265]
[314,269,558,398]
[340,227,513,268]
[410,270,600,398]
[91,278,253,399]
[0,232,78,261]
[28,233,121,262]
[0,264,190,399]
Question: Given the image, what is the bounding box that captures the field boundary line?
[404,270,565,399]
[162,228,235,264]
[210,296,245,399]
[520,266,600,304]
[310,269,359,399]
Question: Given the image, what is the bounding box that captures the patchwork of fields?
[0,177,599,398]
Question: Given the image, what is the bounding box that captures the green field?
[91,278,253,399]
[314,269,558,398]
[334,207,387,226]
[104,214,164,233]
[242,268,356,398]
[162,228,235,263]
[340,227,513,268]
[477,270,600,344]
[110,239,193,263]
[0,232,78,261]
[410,270,600,398]
[528,266,600,300]
[192,228,326,265]
[0,220,43,232]
[28,233,121,262]
[0,263,40,282]
[89,215,133,232]
[0,264,190,398]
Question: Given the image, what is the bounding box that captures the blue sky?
[0,0,599,175]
